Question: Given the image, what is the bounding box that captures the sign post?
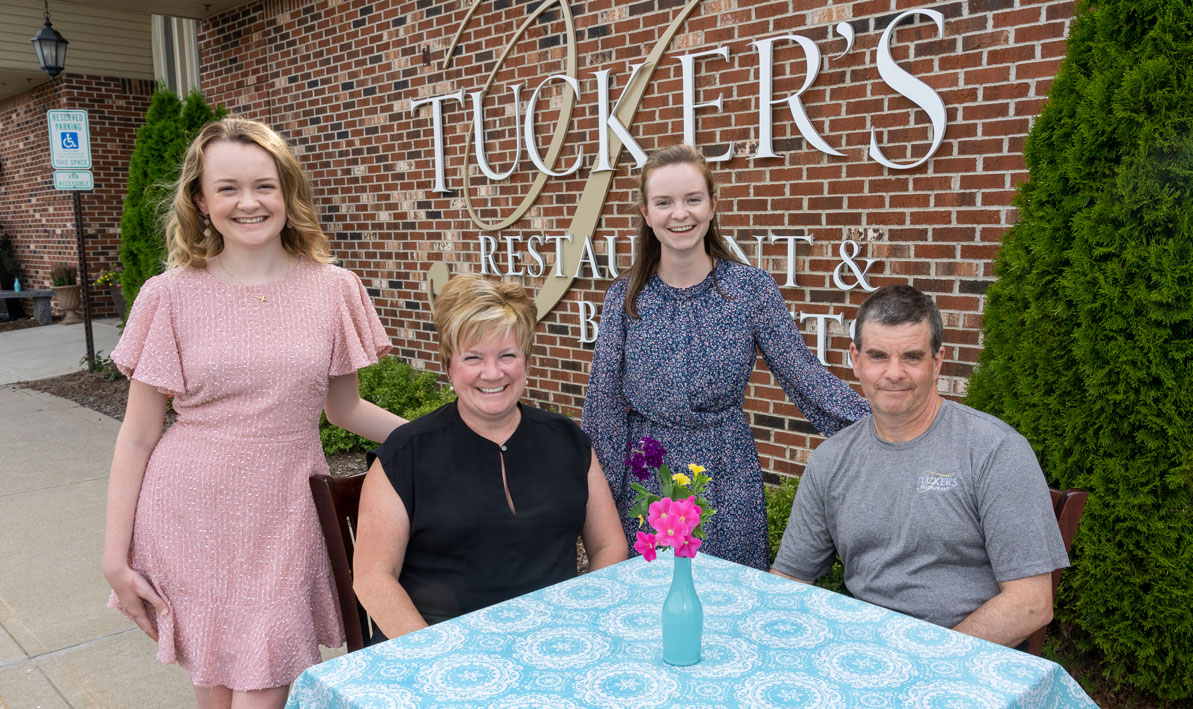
[47,109,95,366]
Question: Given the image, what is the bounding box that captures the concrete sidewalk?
[0,321,192,706]
[0,319,123,385]
[0,386,194,707]
[0,321,342,707]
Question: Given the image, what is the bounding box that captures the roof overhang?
[0,0,249,103]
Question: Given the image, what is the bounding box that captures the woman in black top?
[353,275,627,639]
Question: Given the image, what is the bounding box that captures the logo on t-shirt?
[915,471,959,493]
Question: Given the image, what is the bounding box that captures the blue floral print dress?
[582,259,870,570]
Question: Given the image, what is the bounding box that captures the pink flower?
[634,531,657,562]
[646,498,672,533]
[649,496,705,549]
[671,496,702,534]
[648,499,686,547]
[649,497,699,535]
[673,534,703,558]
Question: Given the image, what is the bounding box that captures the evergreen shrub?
[119,88,225,306]
[764,477,846,595]
[965,0,1193,697]
[0,234,19,286]
[319,357,455,455]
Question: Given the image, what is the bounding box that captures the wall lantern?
[31,0,69,79]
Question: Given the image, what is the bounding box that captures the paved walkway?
[0,321,340,707]
[0,319,193,706]
[0,319,123,385]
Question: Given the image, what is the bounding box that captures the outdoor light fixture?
[31,0,69,79]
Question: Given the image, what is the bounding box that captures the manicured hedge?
[966,0,1193,698]
[119,88,225,307]
[319,357,455,455]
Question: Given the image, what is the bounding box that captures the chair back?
[1025,487,1088,656]
[310,472,371,652]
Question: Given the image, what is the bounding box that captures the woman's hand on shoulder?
[104,564,168,641]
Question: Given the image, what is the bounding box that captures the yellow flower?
[671,472,691,487]
[688,464,706,475]
[637,514,644,527]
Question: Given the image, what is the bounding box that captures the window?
[151,15,198,94]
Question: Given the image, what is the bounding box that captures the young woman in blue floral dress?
[582,144,870,570]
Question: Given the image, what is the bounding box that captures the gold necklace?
[216,256,290,302]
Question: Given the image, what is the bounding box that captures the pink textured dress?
[110,258,390,690]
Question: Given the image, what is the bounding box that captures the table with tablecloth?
[286,552,1096,708]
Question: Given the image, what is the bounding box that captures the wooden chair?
[1025,487,1088,656]
[310,472,372,652]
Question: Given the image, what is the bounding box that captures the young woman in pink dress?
[102,118,406,708]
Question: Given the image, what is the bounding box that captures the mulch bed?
[18,370,367,477]
[0,317,49,333]
[20,368,589,571]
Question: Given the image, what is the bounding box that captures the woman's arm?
[324,372,408,443]
[580,451,629,571]
[102,379,170,641]
[752,274,870,435]
[352,458,429,639]
[581,283,632,509]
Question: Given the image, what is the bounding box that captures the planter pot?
[51,284,82,324]
[109,286,126,317]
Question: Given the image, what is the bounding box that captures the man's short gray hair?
[853,285,943,353]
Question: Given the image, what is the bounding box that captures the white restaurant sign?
[410,0,947,352]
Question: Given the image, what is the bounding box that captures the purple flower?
[627,451,649,481]
[640,436,666,468]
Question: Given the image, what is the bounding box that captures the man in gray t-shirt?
[771,285,1068,648]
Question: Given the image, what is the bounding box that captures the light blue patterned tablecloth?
[287,553,1096,708]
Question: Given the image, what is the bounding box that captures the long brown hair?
[622,144,743,318]
[164,117,334,270]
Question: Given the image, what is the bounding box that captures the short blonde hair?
[433,274,537,366]
[164,117,334,270]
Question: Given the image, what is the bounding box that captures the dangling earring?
[202,216,212,238]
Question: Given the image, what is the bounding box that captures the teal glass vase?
[662,554,703,666]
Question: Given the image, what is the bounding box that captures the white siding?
[0,1,153,79]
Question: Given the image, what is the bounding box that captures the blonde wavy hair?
[432,274,537,367]
[164,117,334,269]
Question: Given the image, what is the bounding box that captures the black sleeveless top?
[366,401,590,635]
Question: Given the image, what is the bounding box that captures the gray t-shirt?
[773,399,1069,629]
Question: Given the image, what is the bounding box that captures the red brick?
[0,0,1074,478]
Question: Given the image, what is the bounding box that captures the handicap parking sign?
[47,110,91,169]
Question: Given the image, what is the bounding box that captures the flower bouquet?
[625,436,716,666]
[94,266,126,315]
[94,267,122,288]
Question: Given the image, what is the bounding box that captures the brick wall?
[198,0,1074,481]
[0,76,154,317]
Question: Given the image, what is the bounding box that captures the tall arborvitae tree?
[119,88,225,308]
[967,0,1192,698]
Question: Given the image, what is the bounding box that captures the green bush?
[0,234,20,288]
[965,0,1193,698]
[120,88,225,307]
[766,476,800,564]
[764,476,846,595]
[319,357,455,455]
[49,264,76,286]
